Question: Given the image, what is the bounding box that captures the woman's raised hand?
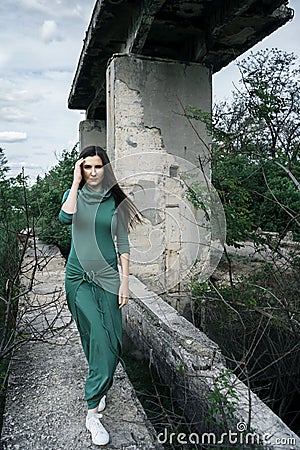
[61,158,84,213]
[73,158,84,185]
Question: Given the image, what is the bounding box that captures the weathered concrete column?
[107,53,211,165]
[79,119,106,150]
[107,53,212,313]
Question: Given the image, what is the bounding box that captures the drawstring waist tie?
[65,261,125,371]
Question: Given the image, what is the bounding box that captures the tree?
[188,48,300,245]
[238,48,300,170]
[29,144,78,257]
[187,49,300,435]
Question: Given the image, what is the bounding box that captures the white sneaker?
[86,413,110,446]
[98,395,106,412]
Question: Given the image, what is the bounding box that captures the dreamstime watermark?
[157,422,297,447]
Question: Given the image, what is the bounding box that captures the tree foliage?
[212,48,300,244]
[0,149,28,297]
[0,149,30,426]
[188,49,300,245]
[29,145,78,257]
[187,48,300,435]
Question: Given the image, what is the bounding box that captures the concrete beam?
[79,119,106,150]
[124,0,167,54]
[86,82,106,119]
[68,0,293,113]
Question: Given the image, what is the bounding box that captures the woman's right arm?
[61,158,84,214]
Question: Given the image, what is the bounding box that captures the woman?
[59,145,142,446]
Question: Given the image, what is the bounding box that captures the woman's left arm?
[118,252,130,309]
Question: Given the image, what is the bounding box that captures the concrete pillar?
[79,119,106,151]
[107,54,212,312]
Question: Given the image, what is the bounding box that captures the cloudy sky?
[0,0,95,179]
[0,0,299,181]
[213,0,299,102]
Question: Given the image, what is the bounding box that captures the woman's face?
[82,155,105,191]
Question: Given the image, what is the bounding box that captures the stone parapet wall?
[125,275,300,449]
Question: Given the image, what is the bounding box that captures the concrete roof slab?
[68,0,293,115]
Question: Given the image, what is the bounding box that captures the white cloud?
[40,20,63,44]
[0,79,42,106]
[0,107,35,123]
[19,0,86,19]
[0,132,28,143]
[0,31,84,73]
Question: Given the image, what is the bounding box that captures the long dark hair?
[79,145,143,229]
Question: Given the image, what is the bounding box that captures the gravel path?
[1,240,160,450]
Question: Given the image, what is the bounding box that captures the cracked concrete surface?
[0,240,161,450]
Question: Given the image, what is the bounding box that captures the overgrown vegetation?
[0,150,29,431]
[0,48,299,440]
[0,144,78,362]
[187,48,300,435]
[29,145,78,258]
[0,146,77,433]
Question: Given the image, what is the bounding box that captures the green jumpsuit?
[58,184,130,409]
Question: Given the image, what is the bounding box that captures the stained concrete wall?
[107,53,212,310]
[107,53,211,167]
[124,275,300,449]
[79,119,106,150]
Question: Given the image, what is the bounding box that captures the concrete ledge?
[125,275,300,449]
